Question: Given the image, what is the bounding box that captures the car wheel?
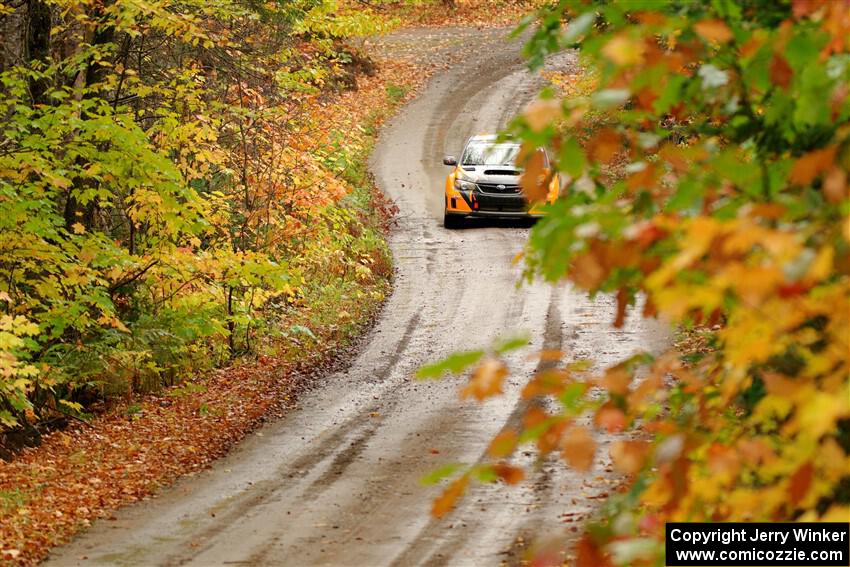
[443,211,464,229]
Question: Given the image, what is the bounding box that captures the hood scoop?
[483,169,519,176]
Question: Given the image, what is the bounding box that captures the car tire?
[443,211,464,229]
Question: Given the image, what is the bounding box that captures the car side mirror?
[443,156,457,166]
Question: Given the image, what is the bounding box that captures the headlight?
[454,178,476,191]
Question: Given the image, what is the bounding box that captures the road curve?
[46,27,668,567]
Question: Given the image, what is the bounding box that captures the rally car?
[442,135,559,228]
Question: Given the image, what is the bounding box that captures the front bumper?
[447,188,541,217]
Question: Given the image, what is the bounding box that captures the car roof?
[467,134,516,143]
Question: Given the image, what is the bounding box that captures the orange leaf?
[769,53,793,88]
[570,251,607,290]
[587,128,621,163]
[595,406,627,432]
[614,288,628,328]
[788,462,814,506]
[789,146,837,186]
[461,358,508,401]
[575,534,613,567]
[519,150,549,203]
[626,163,658,192]
[431,475,468,519]
[522,368,571,399]
[523,406,549,429]
[610,440,650,474]
[823,167,847,203]
[492,463,525,485]
[539,419,569,454]
[694,19,733,44]
[524,98,561,133]
[561,425,596,471]
[526,349,564,362]
[635,87,658,111]
[707,443,741,477]
[600,365,632,395]
[488,430,518,459]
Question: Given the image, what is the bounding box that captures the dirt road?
[46,27,667,567]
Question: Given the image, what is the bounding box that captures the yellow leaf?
[72,222,86,234]
[602,33,645,66]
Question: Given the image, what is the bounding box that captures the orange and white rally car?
[442,135,559,228]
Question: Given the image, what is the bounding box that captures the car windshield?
[461,141,520,166]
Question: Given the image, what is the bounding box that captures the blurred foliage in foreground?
[426,0,850,563]
[0,0,398,436]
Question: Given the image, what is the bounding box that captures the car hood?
[457,165,522,184]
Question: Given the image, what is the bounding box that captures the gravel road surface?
[45,27,668,567]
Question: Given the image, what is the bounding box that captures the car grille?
[477,182,520,194]
[475,192,527,212]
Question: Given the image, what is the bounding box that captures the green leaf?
[416,350,485,380]
[558,382,589,412]
[420,463,463,486]
[559,136,586,178]
[494,335,530,354]
[562,11,595,45]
